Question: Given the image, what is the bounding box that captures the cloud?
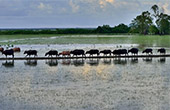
[69,0,80,13]
[38,3,46,10]
[99,0,115,8]
[106,0,115,4]
[160,3,170,14]
[37,2,52,14]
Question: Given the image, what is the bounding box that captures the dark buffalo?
[24,50,38,57]
[59,51,70,57]
[70,49,85,57]
[86,49,99,56]
[0,47,4,53]
[128,48,139,55]
[13,47,21,52]
[100,50,112,56]
[112,49,128,56]
[2,49,14,58]
[157,48,166,54]
[142,48,152,54]
[45,50,58,57]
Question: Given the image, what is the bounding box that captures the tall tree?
[151,4,159,19]
[151,4,170,35]
[130,11,153,34]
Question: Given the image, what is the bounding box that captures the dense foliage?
[0,24,130,35]
[130,5,170,35]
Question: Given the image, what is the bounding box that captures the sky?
[0,0,170,28]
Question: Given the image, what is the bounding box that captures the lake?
[0,35,170,110]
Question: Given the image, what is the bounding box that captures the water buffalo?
[13,47,21,52]
[0,47,4,53]
[45,50,58,57]
[112,49,128,56]
[128,48,139,55]
[2,49,14,58]
[142,48,152,54]
[86,49,99,56]
[157,48,166,54]
[24,50,38,57]
[59,51,70,57]
[100,50,112,56]
[70,49,85,57]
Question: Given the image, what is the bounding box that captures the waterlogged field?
[0,58,170,110]
[1,34,170,110]
[1,34,170,47]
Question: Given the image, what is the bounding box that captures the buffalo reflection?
[2,60,14,68]
[72,59,85,67]
[113,58,127,65]
[143,57,152,63]
[61,59,71,66]
[102,58,112,65]
[158,57,166,63]
[86,58,99,66]
[130,57,138,64]
[46,59,58,67]
[24,60,37,67]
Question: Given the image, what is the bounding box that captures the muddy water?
[0,57,170,110]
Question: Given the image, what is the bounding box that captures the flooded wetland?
[1,35,170,110]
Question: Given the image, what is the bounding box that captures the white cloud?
[161,3,170,14]
[69,0,80,13]
[99,0,115,8]
[38,3,46,10]
[37,2,52,14]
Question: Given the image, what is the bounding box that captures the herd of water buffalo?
[0,47,166,58]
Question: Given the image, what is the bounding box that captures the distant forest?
[0,5,170,35]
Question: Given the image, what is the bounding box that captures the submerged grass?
[0,34,170,47]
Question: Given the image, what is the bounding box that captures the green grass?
[1,34,170,47]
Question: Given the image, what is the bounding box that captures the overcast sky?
[0,0,170,28]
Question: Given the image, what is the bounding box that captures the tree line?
[0,24,130,35]
[0,5,169,35]
[130,5,170,35]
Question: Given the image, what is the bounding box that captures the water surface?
[0,58,170,110]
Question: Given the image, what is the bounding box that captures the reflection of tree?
[46,59,58,67]
[72,59,85,67]
[86,58,99,66]
[2,60,14,68]
[113,58,127,65]
[24,60,37,67]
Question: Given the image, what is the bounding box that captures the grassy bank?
[0,34,170,47]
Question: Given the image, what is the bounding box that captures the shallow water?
[0,44,170,58]
[1,35,170,110]
[0,58,170,110]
